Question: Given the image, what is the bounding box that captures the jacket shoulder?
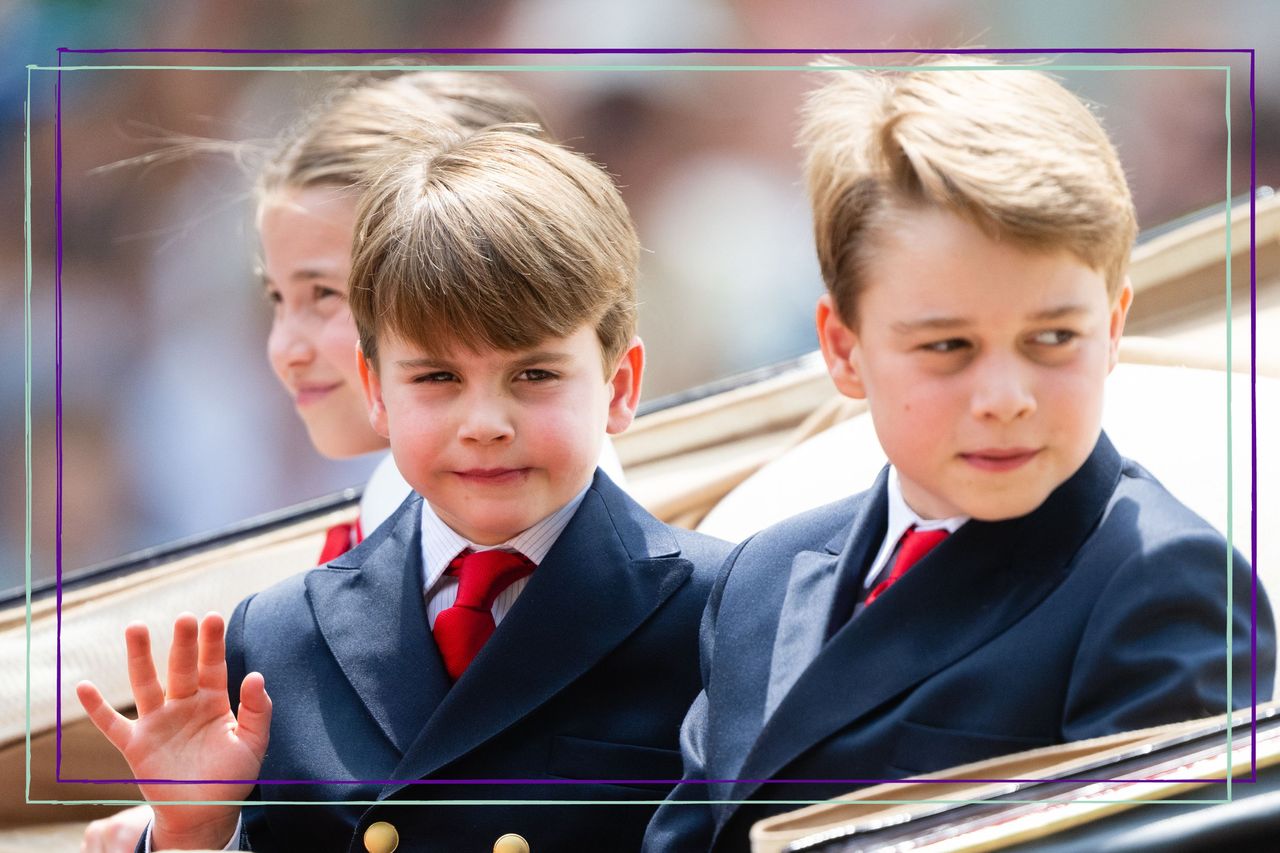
[670,526,735,572]
[738,492,865,561]
[1109,457,1233,548]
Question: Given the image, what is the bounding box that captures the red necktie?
[433,549,535,681]
[864,526,949,606]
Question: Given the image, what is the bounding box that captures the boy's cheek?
[1046,372,1106,422]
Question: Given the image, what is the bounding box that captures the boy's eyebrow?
[891,303,1093,334]
[1027,303,1091,321]
[508,350,572,368]
[392,351,573,371]
[394,356,456,371]
[890,316,970,334]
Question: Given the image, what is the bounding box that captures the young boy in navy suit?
[644,59,1276,852]
[77,127,730,852]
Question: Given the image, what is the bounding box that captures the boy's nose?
[458,397,516,445]
[970,358,1036,422]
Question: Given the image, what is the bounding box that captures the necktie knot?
[434,549,535,681]
[447,549,536,610]
[865,525,949,606]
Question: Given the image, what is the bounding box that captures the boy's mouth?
[960,447,1041,472]
[295,382,342,405]
[454,467,530,485]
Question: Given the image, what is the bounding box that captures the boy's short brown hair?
[348,127,639,373]
[801,58,1137,326]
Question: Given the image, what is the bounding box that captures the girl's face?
[262,186,388,459]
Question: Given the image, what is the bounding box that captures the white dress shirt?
[863,466,969,589]
[419,485,588,628]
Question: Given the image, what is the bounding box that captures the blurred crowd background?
[3,0,1277,594]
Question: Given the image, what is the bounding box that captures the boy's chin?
[960,488,1057,522]
[437,503,548,546]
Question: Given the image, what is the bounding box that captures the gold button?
[494,833,530,853]
[363,820,399,853]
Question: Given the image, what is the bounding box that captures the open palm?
[77,612,271,850]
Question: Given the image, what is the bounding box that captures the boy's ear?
[816,294,867,399]
[1107,278,1134,372]
[605,336,645,435]
[356,345,391,439]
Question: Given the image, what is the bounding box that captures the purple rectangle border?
[48,46,1261,794]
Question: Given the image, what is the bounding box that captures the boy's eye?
[518,368,557,382]
[1029,329,1078,346]
[313,285,343,301]
[412,371,458,384]
[264,288,282,305]
[920,338,970,354]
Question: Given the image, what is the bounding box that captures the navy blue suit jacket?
[644,434,1275,852]
[221,471,730,852]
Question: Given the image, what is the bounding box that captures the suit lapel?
[305,494,450,756]
[726,434,1123,805]
[701,483,881,816]
[385,472,694,788]
[761,552,843,722]
[762,480,886,727]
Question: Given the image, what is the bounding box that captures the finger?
[81,817,104,853]
[165,612,200,700]
[196,612,228,694]
[76,680,133,754]
[108,805,153,848]
[234,671,273,758]
[82,804,150,853]
[123,623,164,716]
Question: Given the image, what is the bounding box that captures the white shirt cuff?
[142,814,243,851]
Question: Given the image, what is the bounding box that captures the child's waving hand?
[76,612,271,851]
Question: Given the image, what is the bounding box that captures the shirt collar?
[418,484,591,591]
[864,466,969,587]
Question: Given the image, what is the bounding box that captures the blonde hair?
[801,57,1137,325]
[258,70,548,200]
[349,128,639,374]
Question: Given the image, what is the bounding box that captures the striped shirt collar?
[864,466,968,588]
[418,484,591,592]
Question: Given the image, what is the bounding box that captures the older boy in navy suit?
[644,59,1276,852]
[77,128,730,852]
